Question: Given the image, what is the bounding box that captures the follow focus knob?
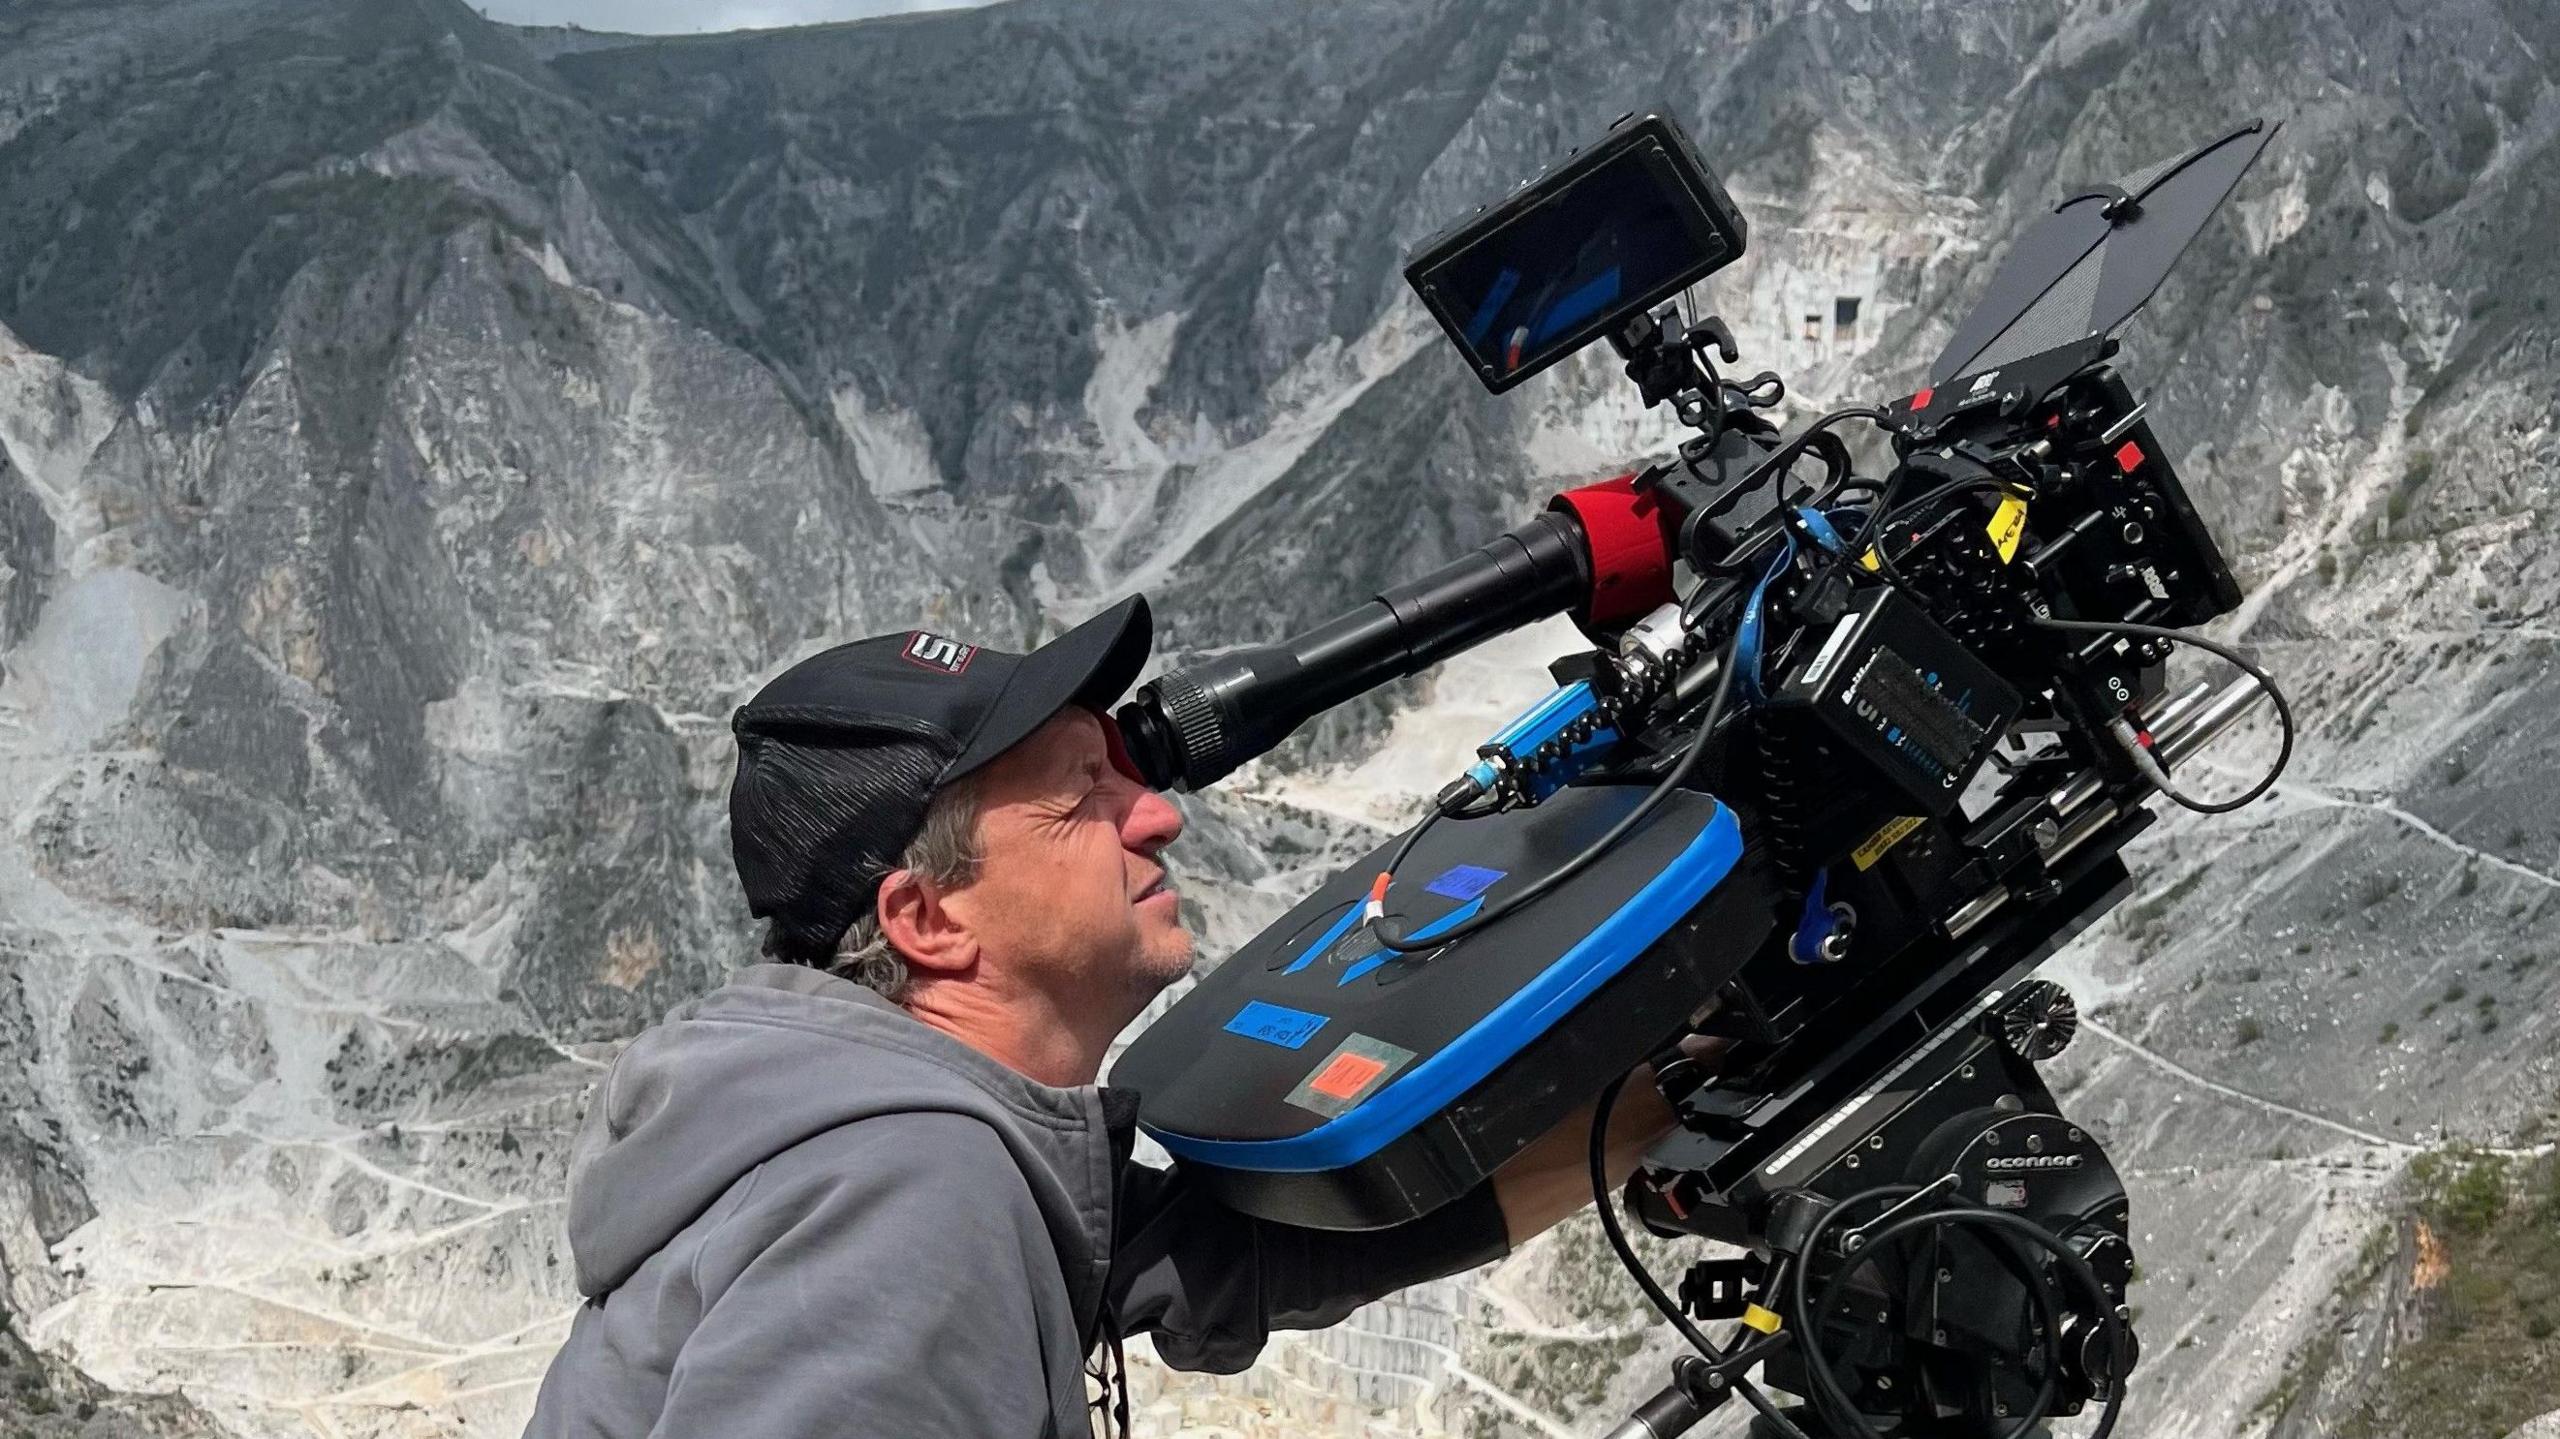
[1999,980,2079,1061]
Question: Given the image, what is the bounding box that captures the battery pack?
[1771,587,2018,813]
[1117,785,1771,1229]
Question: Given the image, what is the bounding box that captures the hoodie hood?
[564,964,1120,1331]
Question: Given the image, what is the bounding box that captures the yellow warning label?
[1852,815,1925,871]
[1987,494,2030,563]
[1740,1303,1783,1334]
[1858,548,1881,572]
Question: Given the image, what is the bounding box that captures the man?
[525,596,1672,1438]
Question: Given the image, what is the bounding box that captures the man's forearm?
[1490,1071,1678,1246]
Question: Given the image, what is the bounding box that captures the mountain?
[0,0,2556,1435]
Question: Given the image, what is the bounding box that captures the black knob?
[2000,980,2079,1060]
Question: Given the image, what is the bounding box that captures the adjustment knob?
[2058,1309,2141,1396]
[2000,980,2079,1060]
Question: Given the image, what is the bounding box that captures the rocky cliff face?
[0,0,2555,1435]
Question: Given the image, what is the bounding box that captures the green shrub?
[2412,1146,2510,1234]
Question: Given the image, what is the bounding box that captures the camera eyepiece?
[1115,510,1611,791]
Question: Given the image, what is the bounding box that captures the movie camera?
[1116,111,2292,1439]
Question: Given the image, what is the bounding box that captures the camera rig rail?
[1115,112,2289,1439]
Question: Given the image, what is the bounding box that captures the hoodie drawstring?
[1085,1303,1130,1439]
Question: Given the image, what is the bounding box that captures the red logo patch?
[901,632,975,674]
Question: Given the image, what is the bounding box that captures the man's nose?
[1124,787,1184,854]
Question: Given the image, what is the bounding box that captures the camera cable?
[1589,1072,1816,1439]
[1787,1185,2127,1439]
[1729,406,1892,512]
[2025,614,2295,813]
[1358,626,1745,954]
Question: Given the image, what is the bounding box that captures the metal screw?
[1960,1064,1977,1080]
[1868,1135,1885,1150]
[1938,1269,1953,1285]
[2028,1134,2045,1153]
[1846,1235,1867,1253]
[2069,1127,2083,1142]
[1845,1154,1862,1169]
[2121,521,2146,545]
[1876,1376,1895,1392]
[1995,1401,2010,1418]
[1934,1328,1949,1344]
[1986,1132,2000,1146]
[1706,1371,1728,1391]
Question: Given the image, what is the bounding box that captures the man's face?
[941,707,1192,1012]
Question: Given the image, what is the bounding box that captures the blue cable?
[1758,507,1861,965]
[1734,536,1795,705]
[1789,869,1845,964]
[1793,505,1852,555]
[1740,502,1877,703]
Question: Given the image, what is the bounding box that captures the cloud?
[472,0,995,35]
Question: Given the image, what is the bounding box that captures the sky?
[471,0,997,34]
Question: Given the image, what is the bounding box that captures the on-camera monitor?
[1408,115,1743,393]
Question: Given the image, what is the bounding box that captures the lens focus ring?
[1145,667,1228,789]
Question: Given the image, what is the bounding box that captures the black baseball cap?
[729,596,1153,959]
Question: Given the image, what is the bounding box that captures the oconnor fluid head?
[1115,111,2291,1439]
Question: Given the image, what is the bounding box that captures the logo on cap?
[902,632,975,674]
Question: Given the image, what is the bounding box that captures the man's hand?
[1489,1067,1681,1247]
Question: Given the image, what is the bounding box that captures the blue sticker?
[1223,1000,1330,1050]
[1423,864,1507,901]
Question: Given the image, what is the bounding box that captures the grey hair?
[816,777,986,1003]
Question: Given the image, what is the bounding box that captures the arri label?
[1423,863,1506,901]
[1222,1000,1329,1050]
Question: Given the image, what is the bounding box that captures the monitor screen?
[1408,118,1742,392]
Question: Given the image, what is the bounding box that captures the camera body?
[1118,111,2282,1438]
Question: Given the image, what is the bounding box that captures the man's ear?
[877,868,976,980]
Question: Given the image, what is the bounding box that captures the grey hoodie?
[524,964,1509,1438]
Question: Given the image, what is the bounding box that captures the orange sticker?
[1309,1053,1388,1100]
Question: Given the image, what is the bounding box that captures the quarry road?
[1477,1272,1652,1344]
[1297,1321,1579,1439]
[2083,1017,2556,1160]
[1247,1337,1443,1431]
[2189,757,2560,894]
[2081,1017,2419,1153]
[2275,781,2560,893]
